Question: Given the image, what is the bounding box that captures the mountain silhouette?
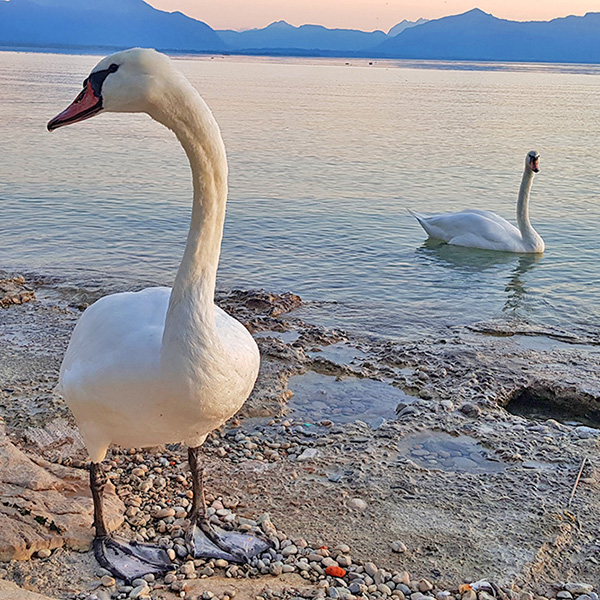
[218,20,387,52]
[0,0,225,51]
[376,9,600,63]
[387,18,428,38]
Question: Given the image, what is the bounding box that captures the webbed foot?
[93,535,173,583]
[188,520,272,563]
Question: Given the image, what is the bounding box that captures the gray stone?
[129,584,150,599]
[270,561,283,576]
[392,540,407,553]
[565,585,594,595]
[348,498,368,510]
[282,544,298,556]
[349,582,367,595]
[297,448,319,461]
[337,554,352,567]
[364,562,378,577]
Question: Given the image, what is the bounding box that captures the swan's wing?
[59,287,171,396]
[411,209,521,246]
[462,209,517,229]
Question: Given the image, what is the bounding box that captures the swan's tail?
[407,208,427,227]
[407,208,436,238]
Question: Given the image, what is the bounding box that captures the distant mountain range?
[375,8,600,63]
[1,0,600,64]
[0,0,224,51]
[217,20,389,52]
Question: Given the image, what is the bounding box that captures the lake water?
[1,51,599,343]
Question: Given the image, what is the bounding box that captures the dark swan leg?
[187,446,272,562]
[90,462,172,583]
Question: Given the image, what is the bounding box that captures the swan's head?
[48,48,176,131]
[526,150,540,173]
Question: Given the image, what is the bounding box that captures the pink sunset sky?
[147,0,599,31]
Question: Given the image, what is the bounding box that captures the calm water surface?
[1,52,599,342]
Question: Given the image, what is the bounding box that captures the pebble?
[100,575,116,587]
[270,561,283,576]
[36,549,52,559]
[565,584,594,595]
[282,544,298,556]
[364,562,378,577]
[419,580,434,593]
[154,507,176,519]
[391,540,407,553]
[557,593,573,600]
[129,584,150,598]
[337,554,352,567]
[322,557,338,568]
[348,497,367,510]
[297,448,319,461]
[180,560,195,575]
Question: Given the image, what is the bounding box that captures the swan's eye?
[87,64,120,97]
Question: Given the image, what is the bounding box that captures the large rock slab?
[0,419,123,561]
[0,579,58,600]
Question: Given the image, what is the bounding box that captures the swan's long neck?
[516,167,542,249]
[151,74,228,370]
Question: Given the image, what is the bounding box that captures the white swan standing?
[47,48,270,581]
[410,151,545,253]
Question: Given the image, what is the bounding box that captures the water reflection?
[503,254,541,315]
[417,239,526,272]
[416,241,541,317]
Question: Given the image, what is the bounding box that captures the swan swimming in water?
[410,151,545,253]
[47,48,270,581]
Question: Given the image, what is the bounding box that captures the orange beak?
[47,81,103,131]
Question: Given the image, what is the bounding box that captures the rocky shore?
[0,274,599,600]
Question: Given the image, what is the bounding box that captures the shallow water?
[1,51,599,344]
[397,431,505,473]
[287,371,415,428]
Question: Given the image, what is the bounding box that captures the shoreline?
[0,274,599,598]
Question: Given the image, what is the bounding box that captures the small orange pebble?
[459,585,473,594]
[325,566,347,578]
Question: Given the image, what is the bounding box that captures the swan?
[47,48,270,581]
[410,151,545,253]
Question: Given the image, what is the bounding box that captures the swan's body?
[59,288,258,461]
[48,48,267,579]
[411,152,545,253]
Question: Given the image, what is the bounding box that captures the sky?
[147,0,599,32]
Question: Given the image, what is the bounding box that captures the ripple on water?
[287,371,416,428]
[397,431,505,473]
